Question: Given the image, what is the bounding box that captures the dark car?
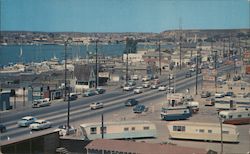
[0,124,6,133]
[133,104,147,113]
[225,91,234,97]
[201,91,211,98]
[185,71,192,78]
[96,88,106,94]
[125,99,138,106]
[233,75,241,81]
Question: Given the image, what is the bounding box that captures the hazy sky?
[1,0,249,32]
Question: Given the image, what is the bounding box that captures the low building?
[85,139,208,154]
[0,91,11,111]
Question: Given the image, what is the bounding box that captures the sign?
[203,75,215,81]
[202,69,217,76]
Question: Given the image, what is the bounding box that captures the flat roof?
[85,139,207,154]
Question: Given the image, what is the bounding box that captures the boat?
[160,106,192,121]
[167,121,239,143]
[219,108,250,125]
[80,121,157,140]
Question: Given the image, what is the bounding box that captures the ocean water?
[0,43,174,66]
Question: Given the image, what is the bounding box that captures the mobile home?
[80,121,157,140]
[219,108,250,125]
[161,106,192,121]
[167,121,239,143]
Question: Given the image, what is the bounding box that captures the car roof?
[22,116,35,120]
[35,119,47,123]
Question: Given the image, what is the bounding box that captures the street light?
[157,39,162,75]
[218,116,224,154]
[95,39,99,89]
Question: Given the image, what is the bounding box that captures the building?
[85,139,208,154]
[0,91,11,111]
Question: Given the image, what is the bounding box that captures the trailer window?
[143,126,150,130]
[238,115,242,118]
[131,127,135,131]
[222,131,229,134]
[173,126,185,132]
[90,127,97,134]
[199,129,204,133]
[229,115,233,119]
[124,127,129,131]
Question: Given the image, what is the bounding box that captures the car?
[142,76,150,82]
[95,88,106,94]
[151,79,160,85]
[214,92,225,98]
[123,85,134,91]
[134,87,143,94]
[200,91,211,98]
[83,89,97,97]
[167,86,174,93]
[233,75,241,81]
[225,91,234,97]
[169,74,174,80]
[205,98,215,106]
[150,84,159,89]
[185,71,192,78]
[158,85,167,91]
[54,125,77,136]
[133,104,148,113]
[29,119,52,130]
[90,102,104,110]
[131,75,139,80]
[125,99,138,106]
[128,80,136,86]
[32,98,51,108]
[189,68,195,72]
[0,124,6,133]
[18,116,37,127]
[142,81,150,88]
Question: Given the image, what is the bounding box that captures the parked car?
[134,87,143,94]
[201,91,211,98]
[29,119,52,130]
[133,104,148,113]
[125,99,138,106]
[215,92,225,98]
[131,75,139,80]
[90,102,104,110]
[167,86,174,93]
[18,116,37,127]
[83,89,97,97]
[225,91,235,97]
[169,74,174,80]
[142,76,151,82]
[142,81,150,88]
[32,98,51,108]
[233,75,241,81]
[0,124,6,133]
[158,85,167,91]
[185,71,192,78]
[95,88,106,94]
[54,125,77,136]
[205,98,215,106]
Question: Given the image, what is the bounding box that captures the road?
[0,64,236,143]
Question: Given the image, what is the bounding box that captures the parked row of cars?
[17,116,52,130]
[124,99,148,113]
[83,87,106,97]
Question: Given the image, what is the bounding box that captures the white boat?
[219,108,250,125]
[80,121,157,140]
[167,121,239,143]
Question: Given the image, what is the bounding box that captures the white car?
[134,87,143,94]
[54,125,77,136]
[123,85,134,91]
[142,76,150,82]
[215,92,225,98]
[158,85,167,91]
[150,84,159,89]
[167,86,175,93]
[169,74,174,79]
[131,75,139,80]
[142,82,150,88]
[17,116,37,127]
[90,102,104,110]
[29,119,52,130]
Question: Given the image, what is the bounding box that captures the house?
[74,64,96,93]
[85,139,208,154]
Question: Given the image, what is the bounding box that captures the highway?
[0,64,235,142]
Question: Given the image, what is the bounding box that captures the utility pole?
[220,117,224,154]
[179,35,182,70]
[158,39,162,75]
[23,87,25,107]
[223,39,225,58]
[179,18,182,70]
[214,51,217,93]
[101,114,104,139]
[64,40,71,134]
[195,50,199,95]
[126,48,129,84]
[95,40,98,89]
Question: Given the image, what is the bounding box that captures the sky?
[0,0,249,33]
